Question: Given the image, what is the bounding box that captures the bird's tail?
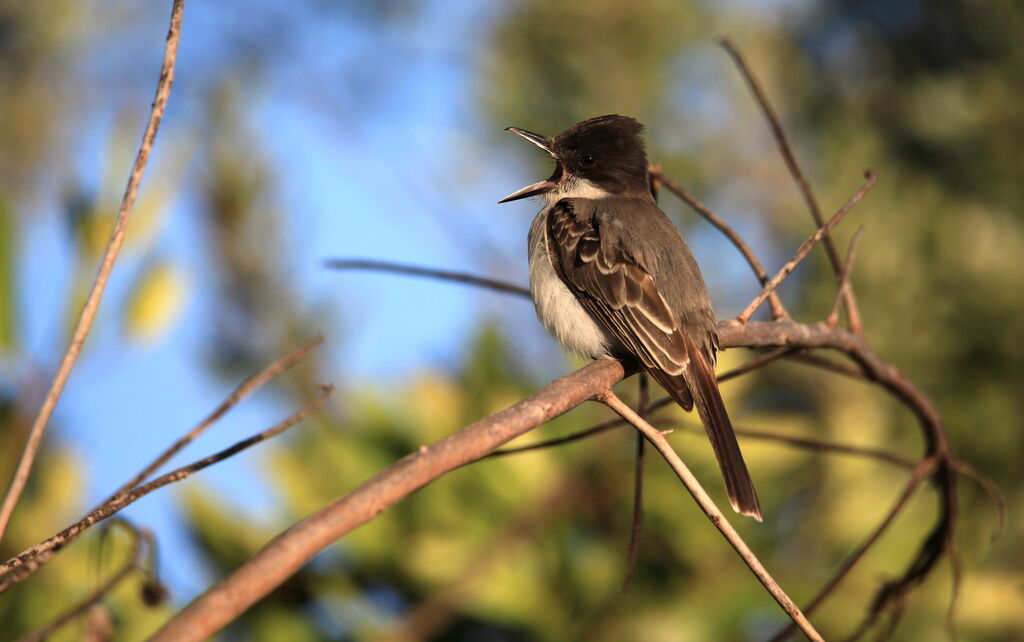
[650,350,762,521]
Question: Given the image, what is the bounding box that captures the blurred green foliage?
[1,0,1022,640]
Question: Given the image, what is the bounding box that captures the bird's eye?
[580,153,595,168]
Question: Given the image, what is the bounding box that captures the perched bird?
[499,115,761,520]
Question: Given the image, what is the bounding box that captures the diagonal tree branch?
[0,0,187,543]
[768,456,939,642]
[150,315,957,641]
[15,524,153,642]
[597,388,824,641]
[148,359,629,641]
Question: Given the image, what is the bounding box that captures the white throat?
[544,176,613,206]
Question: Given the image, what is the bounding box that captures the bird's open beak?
[499,127,557,203]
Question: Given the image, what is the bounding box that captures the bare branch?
[672,422,916,469]
[736,171,877,323]
[324,258,530,298]
[787,351,868,380]
[0,386,332,588]
[148,360,628,641]
[651,168,789,320]
[952,460,1006,542]
[490,347,817,458]
[718,35,863,332]
[148,317,958,640]
[623,374,648,592]
[718,346,795,382]
[0,0,187,543]
[596,389,823,641]
[106,336,323,501]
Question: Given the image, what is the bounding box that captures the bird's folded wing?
[546,197,762,519]
[545,198,692,383]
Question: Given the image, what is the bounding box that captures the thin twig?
[490,348,792,458]
[952,460,1006,542]
[0,386,332,587]
[768,456,938,642]
[651,168,789,320]
[787,351,868,380]
[718,35,863,333]
[671,422,916,470]
[15,527,151,642]
[623,374,648,592]
[827,226,865,328]
[597,389,824,641]
[717,346,795,382]
[106,335,323,501]
[0,0,187,543]
[736,170,877,323]
[324,259,530,298]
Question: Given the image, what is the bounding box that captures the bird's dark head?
[499,114,650,203]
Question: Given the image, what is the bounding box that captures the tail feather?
[650,348,762,521]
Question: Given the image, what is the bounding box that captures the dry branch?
[0,0,187,543]
[149,312,957,640]
[622,374,648,592]
[769,456,939,642]
[325,259,531,297]
[597,389,824,641]
[149,359,629,641]
[650,168,789,320]
[107,336,323,501]
[718,35,864,332]
[0,386,331,589]
[736,170,877,323]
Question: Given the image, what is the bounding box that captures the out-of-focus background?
[1,0,1021,639]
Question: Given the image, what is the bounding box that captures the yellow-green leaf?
[124,261,187,343]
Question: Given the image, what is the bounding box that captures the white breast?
[527,208,617,360]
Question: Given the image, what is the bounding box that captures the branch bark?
[148,359,627,641]
[597,389,823,641]
[150,316,953,641]
[718,35,864,332]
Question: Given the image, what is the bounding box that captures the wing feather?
[545,198,761,519]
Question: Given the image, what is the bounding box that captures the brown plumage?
[504,115,762,520]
